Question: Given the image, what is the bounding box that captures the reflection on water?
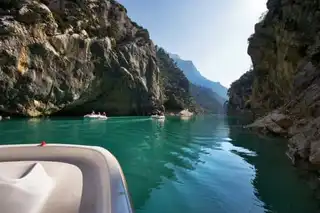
[226,116,320,213]
[0,116,319,213]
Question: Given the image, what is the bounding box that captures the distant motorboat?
[180,116,191,121]
[151,115,165,120]
[84,114,108,120]
[178,109,193,118]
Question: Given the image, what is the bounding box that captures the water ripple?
[0,116,319,213]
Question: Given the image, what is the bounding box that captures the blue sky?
[117,0,267,88]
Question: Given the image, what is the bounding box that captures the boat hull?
[151,115,165,120]
[0,144,133,213]
[84,115,108,119]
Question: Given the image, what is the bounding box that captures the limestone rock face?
[287,117,320,166]
[0,0,162,116]
[228,0,320,168]
[245,111,290,136]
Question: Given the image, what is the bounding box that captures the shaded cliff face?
[229,0,320,171]
[227,70,254,111]
[156,48,195,112]
[0,0,162,116]
[247,0,320,111]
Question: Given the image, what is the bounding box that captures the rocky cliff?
[0,0,164,116]
[228,0,320,177]
[156,47,196,113]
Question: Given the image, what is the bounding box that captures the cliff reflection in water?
[115,116,238,211]
[226,116,320,213]
[112,117,218,209]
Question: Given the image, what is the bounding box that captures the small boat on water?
[84,112,108,120]
[0,143,133,213]
[151,115,165,120]
[178,109,193,118]
[84,114,108,120]
[0,115,10,120]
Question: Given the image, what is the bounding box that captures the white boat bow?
[0,143,133,213]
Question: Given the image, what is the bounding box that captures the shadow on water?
[226,116,320,213]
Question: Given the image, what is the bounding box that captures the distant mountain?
[168,53,228,101]
[156,47,224,114]
[190,84,224,114]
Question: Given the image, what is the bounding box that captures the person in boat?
[91,110,95,115]
[98,112,101,115]
[102,112,106,116]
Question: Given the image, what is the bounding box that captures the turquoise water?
[0,116,319,213]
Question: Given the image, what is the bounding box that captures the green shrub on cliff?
[118,3,127,13]
[107,20,121,41]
